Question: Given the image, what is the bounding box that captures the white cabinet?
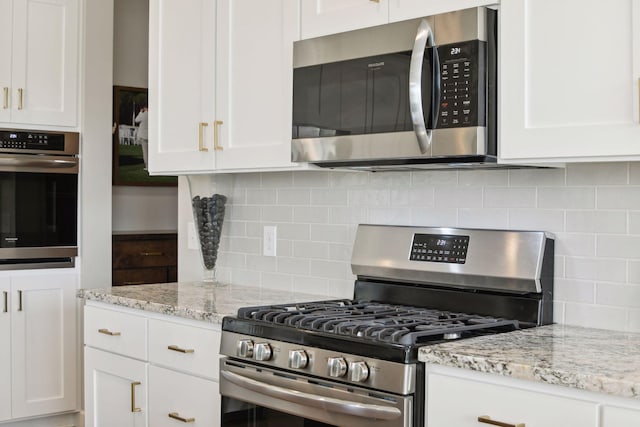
[499,0,640,162]
[300,0,388,39]
[149,0,216,173]
[601,405,640,426]
[148,365,219,427]
[0,278,10,422]
[0,270,78,422]
[426,370,598,427]
[0,0,79,127]
[388,0,496,22]
[84,302,222,427]
[84,347,148,427]
[149,0,300,174]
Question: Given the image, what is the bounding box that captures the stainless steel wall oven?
[220,225,555,427]
[0,129,79,269]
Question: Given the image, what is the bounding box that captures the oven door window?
[222,397,337,427]
[0,171,77,248]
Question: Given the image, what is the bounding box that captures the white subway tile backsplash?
[278,189,311,205]
[566,210,627,234]
[597,235,640,258]
[538,187,595,209]
[509,209,564,232]
[509,168,565,187]
[191,163,640,332]
[484,188,536,208]
[597,186,640,209]
[554,278,595,304]
[458,208,509,228]
[566,163,628,185]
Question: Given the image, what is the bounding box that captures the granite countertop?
[419,324,640,400]
[77,282,324,324]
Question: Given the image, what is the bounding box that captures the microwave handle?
[409,18,441,155]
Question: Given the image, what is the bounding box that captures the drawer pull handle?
[140,251,163,256]
[168,345,195,354]
[168,412,195,423]
[17,290,22,311]
[98,328,121,337]
[213,120,223,150]
[17,88,23,110]
[478,415,525,427]
[2,87,7,109]
[131,381,142,413]
[198,122,209,152]
[2,291,7,313]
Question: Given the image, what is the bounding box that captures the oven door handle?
[0,154,79,173]
[409,18,440,155]
[221,370,402,421]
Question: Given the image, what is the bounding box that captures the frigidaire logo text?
[368,62,385,68]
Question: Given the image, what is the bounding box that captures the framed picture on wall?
[112,85,177,186]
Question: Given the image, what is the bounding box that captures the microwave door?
[409,18,441,155]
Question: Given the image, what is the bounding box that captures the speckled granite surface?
[418,324,640,399]
[77,282,323,324]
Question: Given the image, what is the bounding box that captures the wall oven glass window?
[0,129,79,269]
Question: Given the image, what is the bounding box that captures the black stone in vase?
[191,194,227,270]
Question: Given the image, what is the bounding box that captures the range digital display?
[410,234,469,264]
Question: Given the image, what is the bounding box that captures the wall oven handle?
[221,370,402,421]
[0,155,78,171]
[409,18,440,155]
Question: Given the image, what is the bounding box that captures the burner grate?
[238,300,520,346]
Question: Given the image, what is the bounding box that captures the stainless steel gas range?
[219,224,554,427]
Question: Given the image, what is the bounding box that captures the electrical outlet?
[263,226,277,257]
[188,222,199,250]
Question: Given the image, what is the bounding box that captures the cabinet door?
[214,0,299,170]
[0,278,10,422]
[149,365,220,427]
[388,0,496,22]
[10,0,79,127]
[499,0,640,162]
[300,0,388,39]
[149,0,216,174]
[11,271,77,418]
[0,0,11,123]
[84,347,148,427]
[601,405,640,426]
[427,372,598,427]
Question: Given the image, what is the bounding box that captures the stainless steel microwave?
[291,7,497,171]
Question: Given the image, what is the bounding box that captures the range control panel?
[410,234,469,264]
[436,40,486,129]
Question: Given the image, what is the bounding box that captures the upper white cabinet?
[388,0,496,23]
[0,0,79,128]
[499,0,640,162]
[149,0,216,174]
[149,0,300,174]
[300,0,388,39]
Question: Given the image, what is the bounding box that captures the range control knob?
[349,361,370,382]
[254,342,272,361]
[289,349,309,369]
[327,357,348,378]
[237,339,254,358]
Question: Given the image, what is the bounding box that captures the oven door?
[220,358,412,427]
[0,154,78,263]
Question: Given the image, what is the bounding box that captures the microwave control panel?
[0,130,66,151]
[410,234,469,264]
[436,40,486,129]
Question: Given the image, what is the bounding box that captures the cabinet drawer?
[113,238,177,269]
[427,372,598,427]
[84,305,147,360]
[148,318,221,380]
[113,267,169,286]
[148,365,219,427]
[601,405,640,426]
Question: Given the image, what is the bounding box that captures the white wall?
[179,163,640,333]
[112,0,177,232]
